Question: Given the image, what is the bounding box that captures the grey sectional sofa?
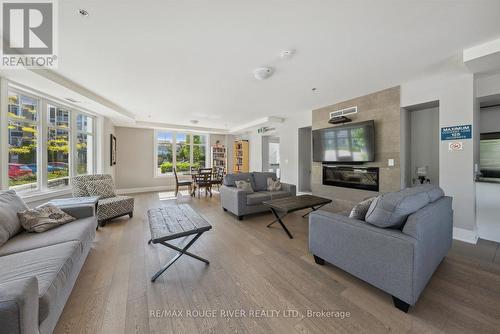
[220,172,296,220]
[309,185,452,312]
[0,199,96,334]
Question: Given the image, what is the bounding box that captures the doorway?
[262,136,280,177]
[298,126,312,192]
[401,101,440,187]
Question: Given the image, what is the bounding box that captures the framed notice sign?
[441,124,472,141]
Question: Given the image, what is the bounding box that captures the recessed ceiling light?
[280,50,295,60]
[190,120,199,125]
[312,88,317,92]
[78,9,89,17]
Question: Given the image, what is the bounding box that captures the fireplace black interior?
[323,166,379,191]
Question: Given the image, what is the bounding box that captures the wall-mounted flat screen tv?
[313,120,375,162]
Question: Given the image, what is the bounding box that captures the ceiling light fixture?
[78,9,89,17]
[253,67,273,80]
[190,120,199,125]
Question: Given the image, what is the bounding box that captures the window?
[5,88,96,194]
[47,105,70,188]
[76,114,94,175]
[8,93,39,191]
[192,134,206,169]
[157,132,173,174]
[155,131,207,176]
[176,133,191,172]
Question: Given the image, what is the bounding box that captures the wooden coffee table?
[263,195,332,239]
[147,204,212,282]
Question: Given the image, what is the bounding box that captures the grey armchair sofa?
[72,174,134,226]
[0,195,97,334]
[309,185,453,313]
[220,172,296,220]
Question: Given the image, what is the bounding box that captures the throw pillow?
[234,179,254,193]
[86,179,116,199]
[18,204,76,233]
[0,190,29,247]
[349,197,376,220]
[266,177,282,192]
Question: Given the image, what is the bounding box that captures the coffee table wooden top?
[148,204,212,243]
[263,194,332,213]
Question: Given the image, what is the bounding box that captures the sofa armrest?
[219,185,247,216]
[59,205,95,219]
[309,210,417,304]
[0,277,39,334]
[402,196,453,302]
[281,183,296,196]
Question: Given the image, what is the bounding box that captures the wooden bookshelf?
[233,140,249,173]
[210,145,227,171]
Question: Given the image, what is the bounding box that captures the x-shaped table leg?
[267,208,293,239]
[302,203,328,218]
[151,232,209,282]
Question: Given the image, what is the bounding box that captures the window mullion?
[39,99,48,191]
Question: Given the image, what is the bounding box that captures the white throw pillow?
[349,197,376,220]
[235,179,254,193]
[18,204,76,233]
[266,177,282,192]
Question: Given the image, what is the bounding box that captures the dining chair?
[211,166,225,190]
[174,167,192,196]
[193,171,212,198]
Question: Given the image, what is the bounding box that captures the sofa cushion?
[365,189,430,229]
[252,172,276,192]
[407,184,444,202]
[223,173,255,188]
[0,216,96,257]
[0,190,28,247]
[268,190,290,200]
[0,241,83,322]
[18,204,76,233]
[246,192,271,206]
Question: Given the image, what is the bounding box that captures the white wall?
[249,133,262,172]
[476,72,500,98]
[96,116,115,177]
[401,71,477,238]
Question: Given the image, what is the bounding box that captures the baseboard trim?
[116,185,175,195]
[453,227,479,244]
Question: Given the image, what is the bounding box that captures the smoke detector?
[253,67,273,80]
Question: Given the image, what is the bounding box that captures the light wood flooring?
[54,191,500,334]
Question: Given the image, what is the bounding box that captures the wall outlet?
[388,159,395,167]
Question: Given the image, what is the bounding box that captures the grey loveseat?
[0,192,97,334]
[220,172,296,220]
[309,185,452,312]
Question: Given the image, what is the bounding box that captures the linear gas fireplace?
[323,166,379,191]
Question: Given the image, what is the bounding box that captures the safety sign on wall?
[441,124,472,141]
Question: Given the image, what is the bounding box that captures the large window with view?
[155,131,207,176]
[5,89,96,194]
[8,93,39,191]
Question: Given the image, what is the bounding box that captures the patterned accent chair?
[72,174,134,226]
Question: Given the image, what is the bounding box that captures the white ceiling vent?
[329,106,358,119]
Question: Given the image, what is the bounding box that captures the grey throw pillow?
[349,197,376,220]
[0,190,29,246]
[266,177,282,192]
[86,179,116,199]
[365,190,430,229]
[235,179,254,193]
[18,204,76,233]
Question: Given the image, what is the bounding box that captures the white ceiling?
[52,0,500,130]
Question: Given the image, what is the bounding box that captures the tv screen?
[313,120,375,162]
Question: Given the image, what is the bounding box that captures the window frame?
[4,86,97,194]
[154,130,209,177]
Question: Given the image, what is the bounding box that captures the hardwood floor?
[54,191,500,334]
